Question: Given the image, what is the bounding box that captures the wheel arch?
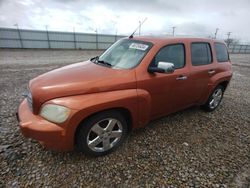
[201,80,230,106]
[218,80,229,91]
[74,107,133,144]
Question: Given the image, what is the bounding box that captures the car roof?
[130,36,226,45]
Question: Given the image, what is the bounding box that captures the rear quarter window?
[215,43,229,62]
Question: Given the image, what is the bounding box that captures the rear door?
[188,42,215,103]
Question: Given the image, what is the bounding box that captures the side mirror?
[148,62,175,74]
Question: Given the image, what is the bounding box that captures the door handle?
[176,75,187,80]
[208,70,215,74]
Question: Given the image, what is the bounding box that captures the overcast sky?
[0,0,250,43]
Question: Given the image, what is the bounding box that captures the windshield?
[98,39,153,69]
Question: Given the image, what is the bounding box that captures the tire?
[76,110,128,156]
[202,85,224,112]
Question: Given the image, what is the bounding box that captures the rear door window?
[215,43,229,62]
[191,43,212,66]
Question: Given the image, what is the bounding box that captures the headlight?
[40,104,70,123]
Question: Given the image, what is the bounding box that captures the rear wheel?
[202,85,224,112]
[76,110,128,156]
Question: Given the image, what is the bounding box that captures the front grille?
[27,91,33,111]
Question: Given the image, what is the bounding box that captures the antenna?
[129,18,147,38]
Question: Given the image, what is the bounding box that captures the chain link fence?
[0,27,125,50]
[1,27,250,53]
[228,44,250,54]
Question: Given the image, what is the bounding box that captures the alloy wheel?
[87,118,123,152]
[209,88,223,109]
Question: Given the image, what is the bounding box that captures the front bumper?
[17,99,73,151]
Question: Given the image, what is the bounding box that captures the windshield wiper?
[90,56,99,62]
[90,56,112,67]
[96,60,112,67]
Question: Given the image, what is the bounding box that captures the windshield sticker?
[129,43,149,51]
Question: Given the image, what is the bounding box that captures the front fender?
[49,89,139,149]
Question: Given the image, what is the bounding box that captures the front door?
[137,43,195,119]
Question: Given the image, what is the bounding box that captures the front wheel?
[76,111,128,156]
[202,85,224,112]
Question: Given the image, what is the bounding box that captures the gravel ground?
[0,49,250,187]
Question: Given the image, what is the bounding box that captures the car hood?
[30,60,136,113]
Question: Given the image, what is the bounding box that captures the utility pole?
[73,27,77,49]
[115,29,118,42]
[214,28,219,39]
[226,32,232,46]
[95,29,98,50]
[139,21,141,36]
[172,26,176,36]
[112,20,118,41]
[227,32,232,40]
[138,18,147,36]
[45,25,51,49]
[14,23,23,48]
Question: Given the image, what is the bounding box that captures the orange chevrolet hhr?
[17,37,232,156]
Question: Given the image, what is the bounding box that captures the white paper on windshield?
[129,43,149,51]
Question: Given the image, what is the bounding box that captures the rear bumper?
[17,99,73,151]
